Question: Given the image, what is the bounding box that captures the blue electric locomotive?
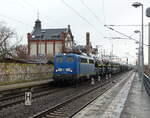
[53,53,96,82]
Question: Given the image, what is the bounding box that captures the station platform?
[0,79,52,92]
[73,72,150,118]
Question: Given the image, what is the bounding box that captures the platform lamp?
[132,2,144,83]
[146,7,150,72]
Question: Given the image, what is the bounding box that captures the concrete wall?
[0,63,53,82]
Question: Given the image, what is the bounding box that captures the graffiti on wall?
[0,63,53,82]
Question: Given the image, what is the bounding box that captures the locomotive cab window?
[89,59,94,64]
[80,58,88,63]
[56,56,63,63]
[66,56,74,62]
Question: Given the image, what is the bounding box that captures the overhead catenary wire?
[21,0,65,27]
[80,0,106,37]
[106,24,148,27]
[105,25,149,46]
[0,13,32,27]
[61,0,104,37]
[80,0,117,56]
[100,0,118,42]
[81,0,117,55]
[21,0,38,12]
[105,25,139,42]
[80,0,104,25]
[102,0,106,24]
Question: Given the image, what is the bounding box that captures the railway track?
[0,82,52,101]
[0,78,96,110]
[0,75,106,110]
[31,71,133,118]
[0,82,65,110]
[0,71,132,118]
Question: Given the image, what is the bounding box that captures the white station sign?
[25,92,32,106]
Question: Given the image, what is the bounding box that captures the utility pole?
[148,23,150,70]
[135,30,142,78]
[111,43,113,61]
[146,7,150,74]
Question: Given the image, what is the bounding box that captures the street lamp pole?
[141,4,144,83]
[146,8,150,71]
[132,2,144,86]
[135,30,141,78]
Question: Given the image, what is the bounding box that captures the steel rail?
[31,71,132,118]
[0,83,64,110]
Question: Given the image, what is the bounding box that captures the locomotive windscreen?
[66,56,74,62]
[56,56,63,63]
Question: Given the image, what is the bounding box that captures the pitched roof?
[31,28,67,40]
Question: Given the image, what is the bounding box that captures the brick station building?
[27,18,74,58]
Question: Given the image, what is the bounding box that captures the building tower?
[34,12,41,31]
[34,19,41,31]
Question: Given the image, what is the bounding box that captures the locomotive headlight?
[66,68,72,72]
[56,68,62,72]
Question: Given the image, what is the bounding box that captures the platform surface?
[73,72,150,118]
[120,73,150,118]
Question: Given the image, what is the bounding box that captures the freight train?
[53,53,131,83]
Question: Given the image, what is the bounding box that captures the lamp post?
[134,30,141,78]
[132,2,144,83]
[146,7,150,73]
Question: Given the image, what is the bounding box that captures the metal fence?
[143,74,150,96]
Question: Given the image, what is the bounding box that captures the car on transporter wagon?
[53,53,96,84]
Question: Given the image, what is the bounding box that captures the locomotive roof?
[55,53,94,60]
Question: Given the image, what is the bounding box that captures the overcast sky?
[0,0,150,64]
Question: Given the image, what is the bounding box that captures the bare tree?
[0,23,21,60]
[11,44,29,59]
